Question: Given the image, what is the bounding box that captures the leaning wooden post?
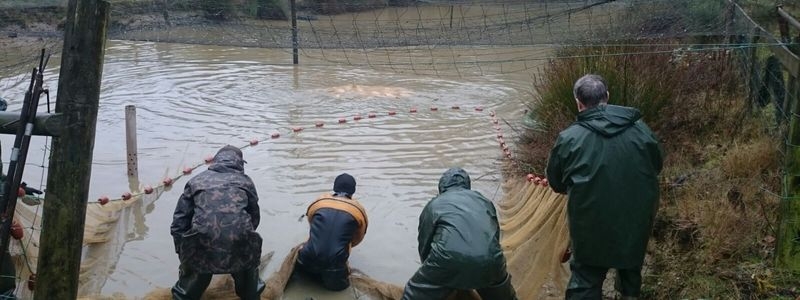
[35,0,109,299]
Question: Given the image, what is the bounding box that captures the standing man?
[546,74,663,299]
[295,173,368,291]
[402,167,517,300]
[171,145,264,300]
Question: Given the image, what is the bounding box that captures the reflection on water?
[0,39,539,297]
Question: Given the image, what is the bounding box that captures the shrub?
[518,43,688,174]
[200,0,235,20]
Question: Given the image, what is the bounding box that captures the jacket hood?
[576,105,642,137]
[209,145,245,173]
[438,167,471,194]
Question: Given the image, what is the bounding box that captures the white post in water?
[125,105,138,178]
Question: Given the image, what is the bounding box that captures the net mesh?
[124,178,565,300]
[0,0,764,79]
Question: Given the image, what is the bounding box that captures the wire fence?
[0,0,777,78]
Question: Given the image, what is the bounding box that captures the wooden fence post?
[34,0,110,298]
[777,5,800,272]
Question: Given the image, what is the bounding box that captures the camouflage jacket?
[170,147,261,274]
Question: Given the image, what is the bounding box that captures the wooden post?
[290,0,298,64]
[35,0,109,299]
[161,0,171,27]
[781,73,800,272]
[0,112,62,136]
[125,105,138,178]
[449,5,454,29]
[778,5,800,272]
[726,1,736,44]
[748,29,760,110]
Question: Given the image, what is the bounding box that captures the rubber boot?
[476,273,518,300]
[171,270,212,300]
[232,268,265,300]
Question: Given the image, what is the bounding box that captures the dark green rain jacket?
[546,105,663,269]
[415,168,507,289]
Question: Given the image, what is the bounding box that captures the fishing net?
[499,178,569,299]
[59,175,566,300]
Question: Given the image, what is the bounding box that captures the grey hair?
[573,74,608,107]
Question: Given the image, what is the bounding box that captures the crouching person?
[402,167,517,300]
[295,173,368,291]
[171,145,264,300]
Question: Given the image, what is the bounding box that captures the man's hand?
[20,182,42,195]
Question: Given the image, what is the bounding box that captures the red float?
[489,111,496,117]
[410,108,418,113]
[338,118,347,124]
[430,107,438,111]
[163,177,174,186]
[315,122,324,128]
[144,185,154,194]
[271,132,280,139]
[354,114,363,121]
[451,105,460,110]
[204,155,214,164]
[534,177,543,184]
[292,127,304,132]
[27,274,36,291]
[541,179,549,186]
[250,139,259,146]
[492,119,499,125]
[183,167,193,175]
[98,196,110,205]
[368,112,377,118]
[121,192,132,201]
[10,221,23,240]
[526,174,535,182]
[17,187,24,198]
[475,106,484,112]
[388,111,397,116]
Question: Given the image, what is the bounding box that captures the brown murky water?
[0,38,543,297]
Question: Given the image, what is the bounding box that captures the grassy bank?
[514,38,800,299]
[519,25,800,299]
[514,2,800,296]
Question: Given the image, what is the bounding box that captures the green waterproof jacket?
[546,105,663,269]
[415,168,507,289]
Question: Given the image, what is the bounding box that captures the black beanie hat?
[333,173,356,196]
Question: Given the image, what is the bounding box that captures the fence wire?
[0,0,780,78]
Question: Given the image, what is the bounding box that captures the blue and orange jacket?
[298,193,368,269]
